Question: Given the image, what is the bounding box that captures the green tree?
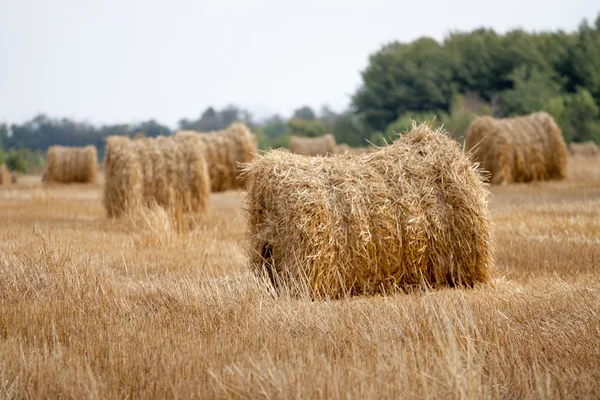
[499,66,564,116]
[353,38,455,131]
[293,106,316,121]
[566,15,600,103]
[286,118,328,138]
[261,115,287,139]
[385,111,439,137]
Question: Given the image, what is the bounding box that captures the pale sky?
[1,0,598,128]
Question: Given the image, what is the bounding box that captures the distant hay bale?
[243,123,493,299]
[0,164,11,185]
[569,141,599,158]
[102,135,210,218]
[335,143,378,155]
[289,134,336,156]
[175,123,258,192]
[465,112,567,185]
[45,145,98,184]
[335,143,351,154]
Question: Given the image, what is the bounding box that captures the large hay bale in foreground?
[465,112,567,185]
[289,134,336,156]
[0,164,11,185]
[569,141,599,158]
[243,123,493,299]
[175,123,257,192]
[45,145,98,183]
[103,135,210,218]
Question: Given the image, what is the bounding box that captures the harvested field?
[0,158,599,398]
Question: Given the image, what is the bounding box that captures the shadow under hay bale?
[243,123,493,299]
[102,135,210,218]
[174,123,258,192]
[45,145,98,184]
[289,134,336,156]
[0,164,11,185]
[465,112,567,185]
[569,141,599,158]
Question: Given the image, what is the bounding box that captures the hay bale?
[243,123,493,299]
[465,112,567,185]
[569,141,599,158]
[0,164,11,185]
[102,135,210,218]
[335,143,352,154]
[289,134,336,156]
[45,145,98,183]
[175,123,258,192]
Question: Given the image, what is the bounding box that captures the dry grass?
[0,158,599,398]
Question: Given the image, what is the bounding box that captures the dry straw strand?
[0,164,11,185]
[465,112,568,185]
[569,141,599,158]
[174,123,258,192]
[243,122,493,299]
[45,145,98,184]
[289,134,336,156]
[102,135,210,218]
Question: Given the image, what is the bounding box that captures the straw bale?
[289,134,336,156]
[243,123,493,299]
[0,164,10,185]
[465,112,567,185]
[569,141,599,158]
[45,145,98,183]
[102,135,210,218]
[175,123,258,192]
[335,143,351,154]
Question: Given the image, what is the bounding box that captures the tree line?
[1,14,599,172]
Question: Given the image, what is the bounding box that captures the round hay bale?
[465,112,567,185]
[289,134,336,156]
[175,123,258,192]
[102,135,210,218]
[45,145,98,184]
[335,143,352,154]
[569,141,599,158]
[243,123,493,299]
[0,164,11,185]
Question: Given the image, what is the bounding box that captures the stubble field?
[1,158,599,399]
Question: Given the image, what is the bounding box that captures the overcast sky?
[0,0,598,128]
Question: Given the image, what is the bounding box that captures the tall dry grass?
[0,159,599,399]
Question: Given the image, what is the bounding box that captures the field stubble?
[0,159,599,399]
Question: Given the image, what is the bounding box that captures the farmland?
[1,158,599,399]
